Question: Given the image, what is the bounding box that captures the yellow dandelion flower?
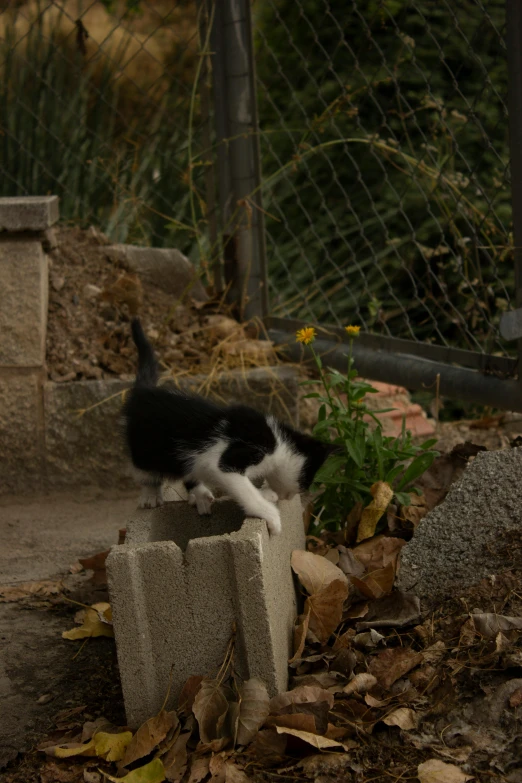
[296,326,316,345]
[345,325,361,337]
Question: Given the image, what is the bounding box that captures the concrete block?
[398,447,522,603]
[0,371,44,494]
[43,367,299,489]
[43,379,130,490]
[106,495,305,727]
[0,240,48,366]
[106,244,208,302]
[0,196,59,232]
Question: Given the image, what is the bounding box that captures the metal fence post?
[210,0,268,322]
[505,0,522,377]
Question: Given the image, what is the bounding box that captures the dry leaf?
[269,685,334,736]
[162,732,190,783]
[337,546,365,578]
[0,579,63,603]
[270,685,334,713]
[351,563,395,600]
[306,579,349,643]
[472,613,522,639]
[122,711,178,768]
[291,550,348,595]
[356,592,421,630]
[251,729,287,766]
[192,680,230,744]
[102,758,166,783]
[353,535,406,572]
[178,676,205,715]
[236,678,269,746]
[354,629,385,649]
[274,725,344,750]
[510,686,522,708]
[289,608,311,664]
[383,707,418,730]
[369,647,423,690]
[79,550,110,586]
[417,758,473,783]
[266,713,319,734]
[356,482,393,542]
[187,756,210,783]
[209,754,227,783]
[224,764,250,783]
[343,674,377,696]
[62,602,114,640]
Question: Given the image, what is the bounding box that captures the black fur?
[124,318,334,491]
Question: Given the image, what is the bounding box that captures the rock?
[83,283,102,300]
[398,448,522,602]
[106,244,208,302]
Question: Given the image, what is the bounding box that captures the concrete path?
[0,489,138,769]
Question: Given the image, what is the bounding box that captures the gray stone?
[106,244,208,302]
[0,371,44,494]
[398,447,522,602]
[107,494,305,727]
[0,240,48,366]
[43,367,299,489]
[0,196,59,232]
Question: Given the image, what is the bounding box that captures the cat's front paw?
[260,487,279,504]
[263,507,282,537]
[188,486,215,515]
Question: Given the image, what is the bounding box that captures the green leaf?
[397,451,437,490]
[420,438,439,450]
[394,491,412,506]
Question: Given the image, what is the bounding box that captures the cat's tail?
[131,317,159,387]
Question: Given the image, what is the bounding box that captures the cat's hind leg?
[184,480,215,515]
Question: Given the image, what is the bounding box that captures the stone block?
[0,240,48,366]
[106,244,208,302]
[0,196,59,232]
[0,371,44,494]
[106,495,305,726]
[398,447,522,603]
[43,367,299,488]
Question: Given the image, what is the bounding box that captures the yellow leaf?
[48,739,96,758]
[102,757,166,783]
[356,482,393,542]
[62,603,114,640]
[93,731,133,761]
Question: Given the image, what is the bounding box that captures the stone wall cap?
[0,196,59,232]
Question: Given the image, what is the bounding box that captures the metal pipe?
[269,328,522,412]
[210,0,267,321]
[506,0,522,376]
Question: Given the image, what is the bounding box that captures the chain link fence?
[0,0,210,259]
[2,0,522,406]
[254,0,512,361]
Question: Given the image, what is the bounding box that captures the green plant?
[297,326,439,532]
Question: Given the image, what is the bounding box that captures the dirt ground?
[46,226,275,383]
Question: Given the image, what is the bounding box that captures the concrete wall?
[0,197,299,496]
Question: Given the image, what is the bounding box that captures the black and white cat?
[123,318,336,535]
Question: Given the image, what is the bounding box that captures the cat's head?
[267,423,341,500]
